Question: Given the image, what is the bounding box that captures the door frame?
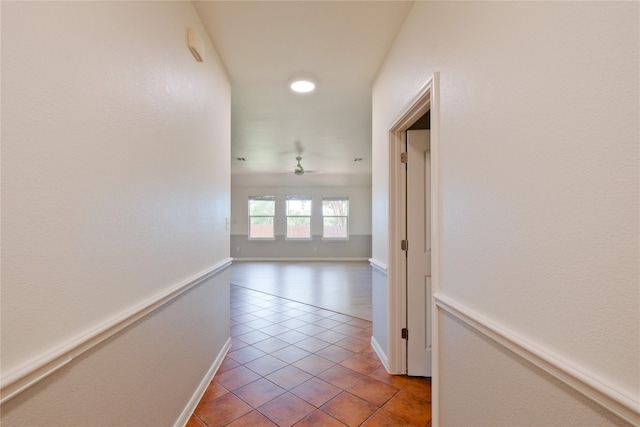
[387,72,440,419]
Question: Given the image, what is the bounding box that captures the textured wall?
[373,1,638,424]
[1,1,231,425]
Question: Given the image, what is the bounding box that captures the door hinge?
[402,328,409,340]
[400,152,408,163]
[401,240,408,251]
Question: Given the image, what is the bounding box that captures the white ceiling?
[193,1,413,184]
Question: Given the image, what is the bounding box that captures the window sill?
[285,237,312,242]
[248,237,276,242]
[322,238,350,242]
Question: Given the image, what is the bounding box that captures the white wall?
[1,2,231,425]
[373,2,638,425]
[231,176,372,259]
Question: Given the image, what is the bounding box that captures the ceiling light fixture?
[289,76,316,93]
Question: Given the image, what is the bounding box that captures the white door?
[406,129,432,377]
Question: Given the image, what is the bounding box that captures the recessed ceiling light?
[289,77,316,93]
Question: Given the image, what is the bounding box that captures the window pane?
[250,217,274,238]
[323,217,348,238]
[322,200,349,216]
[287,217,310,238]
[286,199,311,215]
[249,199,275,215]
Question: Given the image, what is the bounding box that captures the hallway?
[187,284,432,426]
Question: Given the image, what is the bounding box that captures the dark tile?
[258,393,316,427]
[236,330,271,345]
[314,317,343,329]
[403,376,432,401]
[195,393,252,427]
[226,410,278,426]
[276,329,309,344]
[185,414,207,427]
[347,376,399,406]
[328,313,353,323]
[339,353,382,375]
[315,345,355,363]
[314,308,339,317]
[294,337,331,353]
[290,377,342,408]
[332,323,363,336]
[295,323,327,336]
[234,378,286,408]
[266,365,313,390]
[382,390,431,426]
[199,380,229,403]
[361,408,415,426]
[250,308,276,318]
[231,337,249,350]
[347,318,373,329]
[314,329,348,344]
[367,367,409,389]
[244,354,288,377]
[317,364,364,389]
[334,336,369,353]
[296,312,325,323]
[293,354,335,376]
[294,409,347,426]
[244,318,276,330]
[260,323,292,336]
[282,308,308,317]
[228,346,267,364]
[320,392,378,427]
[278,318,308,329]
[218,357,241,374]
[350,328,373,341]
[231,324,254,337]
[358,345,378,360]
[232,313,260,323]
[216,366,261,391]
[272,345,311,364]
[252,337,289,353]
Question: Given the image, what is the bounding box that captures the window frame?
[285,195,313,240]
[322,197,350,241]
[248,195,276,240]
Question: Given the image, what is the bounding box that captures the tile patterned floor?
[187,285,432,427]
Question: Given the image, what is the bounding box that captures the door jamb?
[387,72,440,422]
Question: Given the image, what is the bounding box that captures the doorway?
[406,128,431,376]
[386,74,440,382]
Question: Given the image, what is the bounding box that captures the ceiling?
[193,1,414,185]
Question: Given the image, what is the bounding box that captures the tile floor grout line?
[188,284,431,427]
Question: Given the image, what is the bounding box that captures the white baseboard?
[371,336,389,372]
[175,337,231,427]
[434,293,640,426]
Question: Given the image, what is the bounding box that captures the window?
[248,196,275,239]
[286,196,312,239]
[322,197,349,239]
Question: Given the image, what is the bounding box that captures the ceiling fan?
[294,156,305,175]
